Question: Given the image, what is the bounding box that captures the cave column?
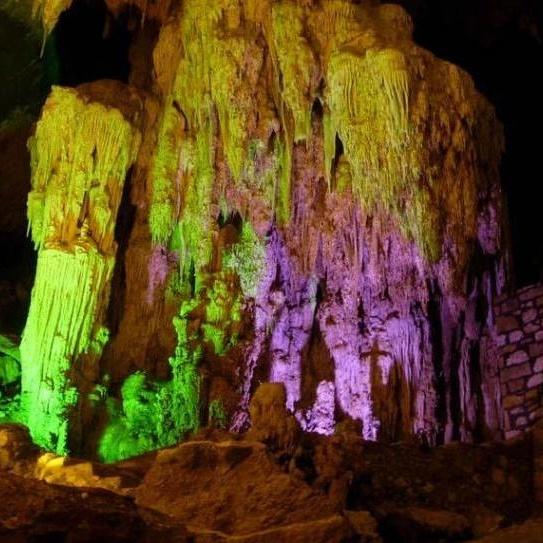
[20,85,142,454]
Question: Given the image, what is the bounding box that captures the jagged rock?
[246,383,300,452]
[0,471,190,542]
[474,519,543,543]
[379,506,472,542]
[0,421,537,542]
[134,439,351,539]
[312,419,365,509]
[344,510,382,542]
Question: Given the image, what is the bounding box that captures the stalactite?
[148,105,184,246]
[20,85,141,454]
[271,1,317,143]
[12,1,507,458]
[32,0,72,38]
[325,48,414,242]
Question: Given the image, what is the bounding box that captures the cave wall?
[3,0,508,459]
[495,284,543,438]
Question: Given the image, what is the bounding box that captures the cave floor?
[1,422,541,543]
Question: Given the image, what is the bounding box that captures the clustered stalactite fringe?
[7,0,507,459]
[146,0,505,446]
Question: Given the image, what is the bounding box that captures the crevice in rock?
[107,166,136,338]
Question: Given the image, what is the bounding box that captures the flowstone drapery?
[144,0,505,445]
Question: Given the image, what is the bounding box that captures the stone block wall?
[495,284,543,438]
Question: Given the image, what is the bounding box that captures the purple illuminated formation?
[147,245,178,305]
[231,139,505,444]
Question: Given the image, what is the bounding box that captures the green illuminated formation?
[271,2,317,143]
[98,269,243,462]
[0,336,21,421]
[98,297,198,462]
[223,223,266,299]
[0,334,21,423]
[20,86,141,454]
[0,335,20,387]
[97,355,200,463]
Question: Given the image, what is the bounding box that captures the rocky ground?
[1,384,541,542]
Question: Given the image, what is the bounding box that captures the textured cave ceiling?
[1,0,542,290]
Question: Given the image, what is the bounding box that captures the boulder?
[0,471,190,542]
[135,438,351,540]
[344,510,382,542]
[0,423,38,471]
[380,506,472,542]
[246,383,300,452]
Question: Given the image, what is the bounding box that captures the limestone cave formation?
[0,1,542,542]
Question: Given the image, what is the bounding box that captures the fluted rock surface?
[3,1,506,459]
